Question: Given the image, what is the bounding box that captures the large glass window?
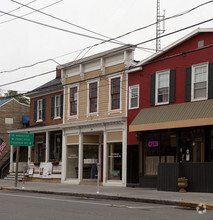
[192,63,208,100]
[83,145,98,179]
[107,143,122,180]
[156,71,169,104]
[70,87,78,115]
[67,145,79,179]
[111,77,120,110]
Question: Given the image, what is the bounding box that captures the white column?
[28,146,32,167]
[122,128,127,186]
[61,129,66,181]
[78,133,83,182]
[45,131,49,163]
[9,145,14,173]
[103,131,107,184]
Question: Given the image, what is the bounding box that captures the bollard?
[96,163,101,194]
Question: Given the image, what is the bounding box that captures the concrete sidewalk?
[0,180,213,210]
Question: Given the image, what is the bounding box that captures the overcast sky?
[1,0,213,93]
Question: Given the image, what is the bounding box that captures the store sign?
[148,141,159,147]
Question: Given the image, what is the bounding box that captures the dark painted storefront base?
[158,163,213,193]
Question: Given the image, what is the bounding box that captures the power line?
[0,0,63,25]
[11,0,126,45]
[1,1,212,74]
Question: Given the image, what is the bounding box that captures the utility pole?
[156,0,166,52]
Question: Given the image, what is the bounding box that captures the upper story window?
[185,62,213,102]
[89,82,97,113]
[51,95,63,119]
[129,85,139,109]
[111,77,121,110]
[156,70,169,105]
[192,63,208,101]
[33,99,46,122]
[70,86,78,115]
[37,99,43,121]
[150,69,176,106]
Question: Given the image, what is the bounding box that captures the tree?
[2,90,29,105]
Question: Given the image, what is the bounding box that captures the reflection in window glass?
[107,143,122,180]
[67,145,79,179]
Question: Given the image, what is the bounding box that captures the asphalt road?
[0,190,212,220]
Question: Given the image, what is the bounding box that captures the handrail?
[1,160,10,178]
[0,150,11,163]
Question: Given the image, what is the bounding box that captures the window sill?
[67,115,78,120]
[155,102,169,106]
[54,116,61,120]
[87,112,99,117]
[108,109,122,115]
[191,97,208,102]
[129,106,139,110]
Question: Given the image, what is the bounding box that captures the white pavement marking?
[0,192,176,210]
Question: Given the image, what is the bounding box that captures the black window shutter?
[33,100,37,122]
[169,69,176,103]
[51,96,55,119]
[185,67,191,102]
[42,99,46,121]
[150,73,156,106]
[208,62,213,99]
[60,94,63,118]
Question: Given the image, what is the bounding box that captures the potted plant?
[178,177,188,193]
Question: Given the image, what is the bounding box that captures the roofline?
[137,28,213,66]
[57,44,136,70]
[0,98,29,108]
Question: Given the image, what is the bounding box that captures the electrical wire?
[1,1,212,74]
[11,0,126,45]
[0,0,63,25]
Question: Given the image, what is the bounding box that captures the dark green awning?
[130,99,213,132]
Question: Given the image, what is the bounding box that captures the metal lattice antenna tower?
[156,0,165,52]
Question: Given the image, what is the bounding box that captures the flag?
[0,138,6,156]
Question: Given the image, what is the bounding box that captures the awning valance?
[130,99,213,132]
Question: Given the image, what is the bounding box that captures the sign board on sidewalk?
[10,133,34,146]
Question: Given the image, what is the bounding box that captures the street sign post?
[9,133,34,187]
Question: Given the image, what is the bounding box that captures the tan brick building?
[0,98,29,176]
[60,45,135,186]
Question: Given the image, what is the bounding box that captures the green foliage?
[0,90,29,105]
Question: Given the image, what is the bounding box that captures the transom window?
[129,85,139,109]
[37,99,43,121]
[192,63,208,100]
[156,70,169,105]
[70,87,78,115]
[89,82,97,113]
[111,77,120,110]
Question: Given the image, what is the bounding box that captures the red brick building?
[127,28,213,192]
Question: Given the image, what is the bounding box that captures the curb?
[1,187,213,210]
[178,201,213,210]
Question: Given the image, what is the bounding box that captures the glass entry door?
[83,145,99,179]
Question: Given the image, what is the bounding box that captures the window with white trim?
[55,95,60,118]
[156,70,169,105]
[37,99,43,121]
[70,86,78,116]
[89,82,97,113]
[129,85,139,109]
[192,63,208,101]
[111,77,120,110]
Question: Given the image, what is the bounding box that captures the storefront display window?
[67,145,79,179]
[83,145,98,179]
[107,143,122,180]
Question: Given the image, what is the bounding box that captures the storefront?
[130,100,213,192]
[62,118,127,186]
